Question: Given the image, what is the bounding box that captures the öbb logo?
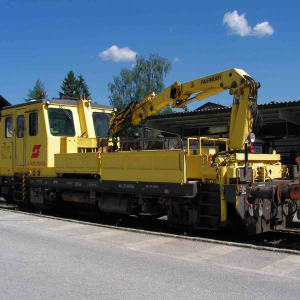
[31,145,42,158]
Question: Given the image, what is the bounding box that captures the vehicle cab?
[0,97,113,178]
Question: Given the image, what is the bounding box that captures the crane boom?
[109,68,260,150]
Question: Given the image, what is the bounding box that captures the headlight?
[249,133,256,143]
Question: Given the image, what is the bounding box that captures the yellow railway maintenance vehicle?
[0,69,298,234]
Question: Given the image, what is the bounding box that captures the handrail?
[187,137,229,155]
[119,137,183,151]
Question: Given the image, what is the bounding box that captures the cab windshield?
[48,108,75,136]
[93,112,112,137]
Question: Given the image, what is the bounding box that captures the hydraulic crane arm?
[109,68,260,150]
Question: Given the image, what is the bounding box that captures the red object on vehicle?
[289,156,300,203]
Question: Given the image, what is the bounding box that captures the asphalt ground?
[1,210,300,300]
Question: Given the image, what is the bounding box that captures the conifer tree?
[60,71,91,98]
[24,79,47,102]
[59,71,78,98]
[77,74,91,98]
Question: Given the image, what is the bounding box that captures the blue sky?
[1,0,299,111]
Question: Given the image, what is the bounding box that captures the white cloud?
[173,57,180,62]
[253,21,274,38]
[223,11,251,37]
[223,10,274,38]
[99,45,137,62]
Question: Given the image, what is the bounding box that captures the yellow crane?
[109,68,260,150]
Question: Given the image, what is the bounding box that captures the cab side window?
[93,112,112,137]
[29,112,38,136]
[5,117,13,138]
[17,115,24,138]
[48,108,75,136]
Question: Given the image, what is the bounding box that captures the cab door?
[14,109,26,169]
[0,115,14,174]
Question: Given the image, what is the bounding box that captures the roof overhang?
[146,100,300,138]
[0,95,11,110]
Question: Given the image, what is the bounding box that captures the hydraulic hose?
[264,198,278,222]
[286,199,298,217]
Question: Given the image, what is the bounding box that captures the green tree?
[108,54,172,137]
[60,71,91,98]
[24,79,47,102]
[59,71,78,98]
[108,54,172,112]
[77,74,91,98]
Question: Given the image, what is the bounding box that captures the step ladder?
[197,186,220,230]
[13,174,28,203]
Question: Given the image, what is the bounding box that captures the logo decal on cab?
[31,145,42,158]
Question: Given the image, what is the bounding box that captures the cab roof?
[1,99,113,111]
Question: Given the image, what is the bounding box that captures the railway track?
[1,201,300,255]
